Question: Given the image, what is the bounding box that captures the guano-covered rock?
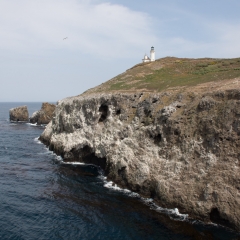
[40,88,240,231]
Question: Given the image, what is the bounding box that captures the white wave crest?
[61,161,85,165]
[102,179,138,196]
[55,155,61,161]
[27,122,37,126]
[34,137,42,144]
[102,177,188,221]
[155,206,189,221]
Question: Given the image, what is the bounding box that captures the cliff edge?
[40,57,240,231]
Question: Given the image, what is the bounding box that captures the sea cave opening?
[99,104,109,122]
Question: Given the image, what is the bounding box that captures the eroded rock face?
[29,102,56,125]
[9,106,29,122]
[40,90,240,231]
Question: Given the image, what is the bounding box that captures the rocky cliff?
[40,57,240,231]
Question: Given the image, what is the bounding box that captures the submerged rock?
[9,106,29,122]
[29,102,56,125]
[39,89,240,232]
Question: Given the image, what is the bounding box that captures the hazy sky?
[0,0,240,102]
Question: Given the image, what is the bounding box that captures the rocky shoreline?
[39,88,240,231]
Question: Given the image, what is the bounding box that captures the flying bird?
[63,37,68,40]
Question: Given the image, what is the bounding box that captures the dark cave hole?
[80,145,92,156]
[99,104,109,122]
[116,109,121,115]
[144,109,151,117]
[154,134,162,144]
[82,146,108,174]
[210,208,232,228]
[65,104,71,114]
[73,123,81,129]
[82,153,108,174]
[118,166,126,177]
[70,145,109,175]
[150,189,157,199]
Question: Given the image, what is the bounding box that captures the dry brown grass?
[83,57,240,95]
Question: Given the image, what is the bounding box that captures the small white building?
[142,46,155,63]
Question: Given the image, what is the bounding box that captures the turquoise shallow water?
[0,102,239,240]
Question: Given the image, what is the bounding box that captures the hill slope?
[84,57,240,95]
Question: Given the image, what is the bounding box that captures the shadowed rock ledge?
[39,87,240,231]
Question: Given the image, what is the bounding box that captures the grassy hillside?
[84,57,240,94]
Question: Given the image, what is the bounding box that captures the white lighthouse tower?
[142,46,155,63]
[150,46,155,61]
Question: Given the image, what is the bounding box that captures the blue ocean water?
[0,102,239,240]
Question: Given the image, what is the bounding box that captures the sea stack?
[9,106,29,122]
[29,102,56,125]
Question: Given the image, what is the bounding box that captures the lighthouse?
[150,46,155,61]
[142,46,155,63]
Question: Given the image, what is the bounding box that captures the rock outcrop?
[29,102,56,125]
[40,87,240,231]
[9,106,29,122]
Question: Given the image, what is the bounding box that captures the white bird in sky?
[63,37,68,40]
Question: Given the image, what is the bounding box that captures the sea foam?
[34,137,42,144]
[102,177,188,221]
[27,122,37,126]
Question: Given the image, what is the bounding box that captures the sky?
[0,0,240,102]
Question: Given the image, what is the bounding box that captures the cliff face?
[40,83,240,231]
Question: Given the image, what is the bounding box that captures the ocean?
[0,102,239,240]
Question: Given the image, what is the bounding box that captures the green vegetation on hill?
[85,57,240,94]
